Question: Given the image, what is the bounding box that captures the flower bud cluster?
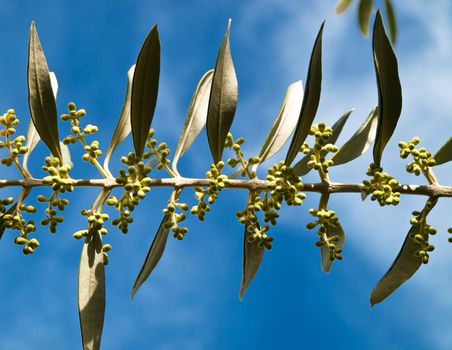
[399,137,435,177]
[108,155,151,234]
[163,198,189,240]
[62,103,102,165]
[4,203,38,255]
[0,197,14,213]
[306,208,343,261]
[236,199,274,250]
[143,129,171,169]
[267,161,306,207]
[225,133,260,178]
[73,226,111,265]
[0,110,28,166]
[409,209,436,264]
[362,163,400,206]
[303,123,339,174]
[191,161,228,221]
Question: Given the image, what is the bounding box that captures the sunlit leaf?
[255,81,303,169]
[206,19,238,164]
[358,0,373,37]
[239,197,264,300]
[372,10,402,167]
[27,23,62,161]
[331,106,378,166]
[131,215,171,299]
[104,65,135,174]
[433,137,452,166]
[23,71,59,171]
[131,26,160,159]
[335,0,353,14]
[321,222,346,272]
[293,108,352,176]
[78,230,105,350]
[370,198,437,306]
[384,0,397,44]
[60,141,72,167]
[172,70,214,173]
[285,22,324,166]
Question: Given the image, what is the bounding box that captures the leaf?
[206,19,238,164]
[23,71,59,171]
[60,141,72,167]
[331,106,379,166]
[27,22,62,161]
[434,137,452,166]
[358,0,373,37]
[131,215,171,299]
[370,198,437,306]
[335,0,353,14]
[384,0,397,44]
[78,230,105,350]
[285,22,324,166]
[172,70,214,173]
[104,65,135,174]
[321,222,346,272]
[255,81,304,168]
[293,108,352,176]
[131,26,160,159]
[239,230,264,301]
[372,10,402,167]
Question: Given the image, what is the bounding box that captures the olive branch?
[1,12,452,350]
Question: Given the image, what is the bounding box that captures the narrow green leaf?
[370,198,437,306]
[384,0,397,44]
[372,10,402,167]
[27,22,62,161]
[335,0,353,14]
[23,71,59,171]
[131,215,171,299]
[358,0,373,37]
[239,193,265,301]
[60,141,72,167]
[433,137,452,166]
[78,230,105,350]
[255,81,304,168]
[293,108,352,176]
[285,22,324,166]
[321,222,346,272]
[104,65,135,174]
[131,26,160,159]
[172,70,214,173]
[331,106,379,166]
[206,19,238,164]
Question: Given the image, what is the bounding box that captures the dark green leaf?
[27,22,62,161]
[285,22,324,166]
[384,0,397,44]
[104,65,135,174]
[239,222,264,301]
[433,137,452,166]
[293,108,352,176]
[206,19,238,164]
[256,81,303,168]
[78,230,105,350]
[23,71,59,171]
[321,222,346,272]
[172,70,214,173]
[370,198,437,306]
[331,106,379,166]
[372,10,402,167]
[131,215,171,299]
[358,0,373,37]
[131,25,160,159]
[335,0,353,14]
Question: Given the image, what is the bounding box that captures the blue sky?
[0,0,451,349]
